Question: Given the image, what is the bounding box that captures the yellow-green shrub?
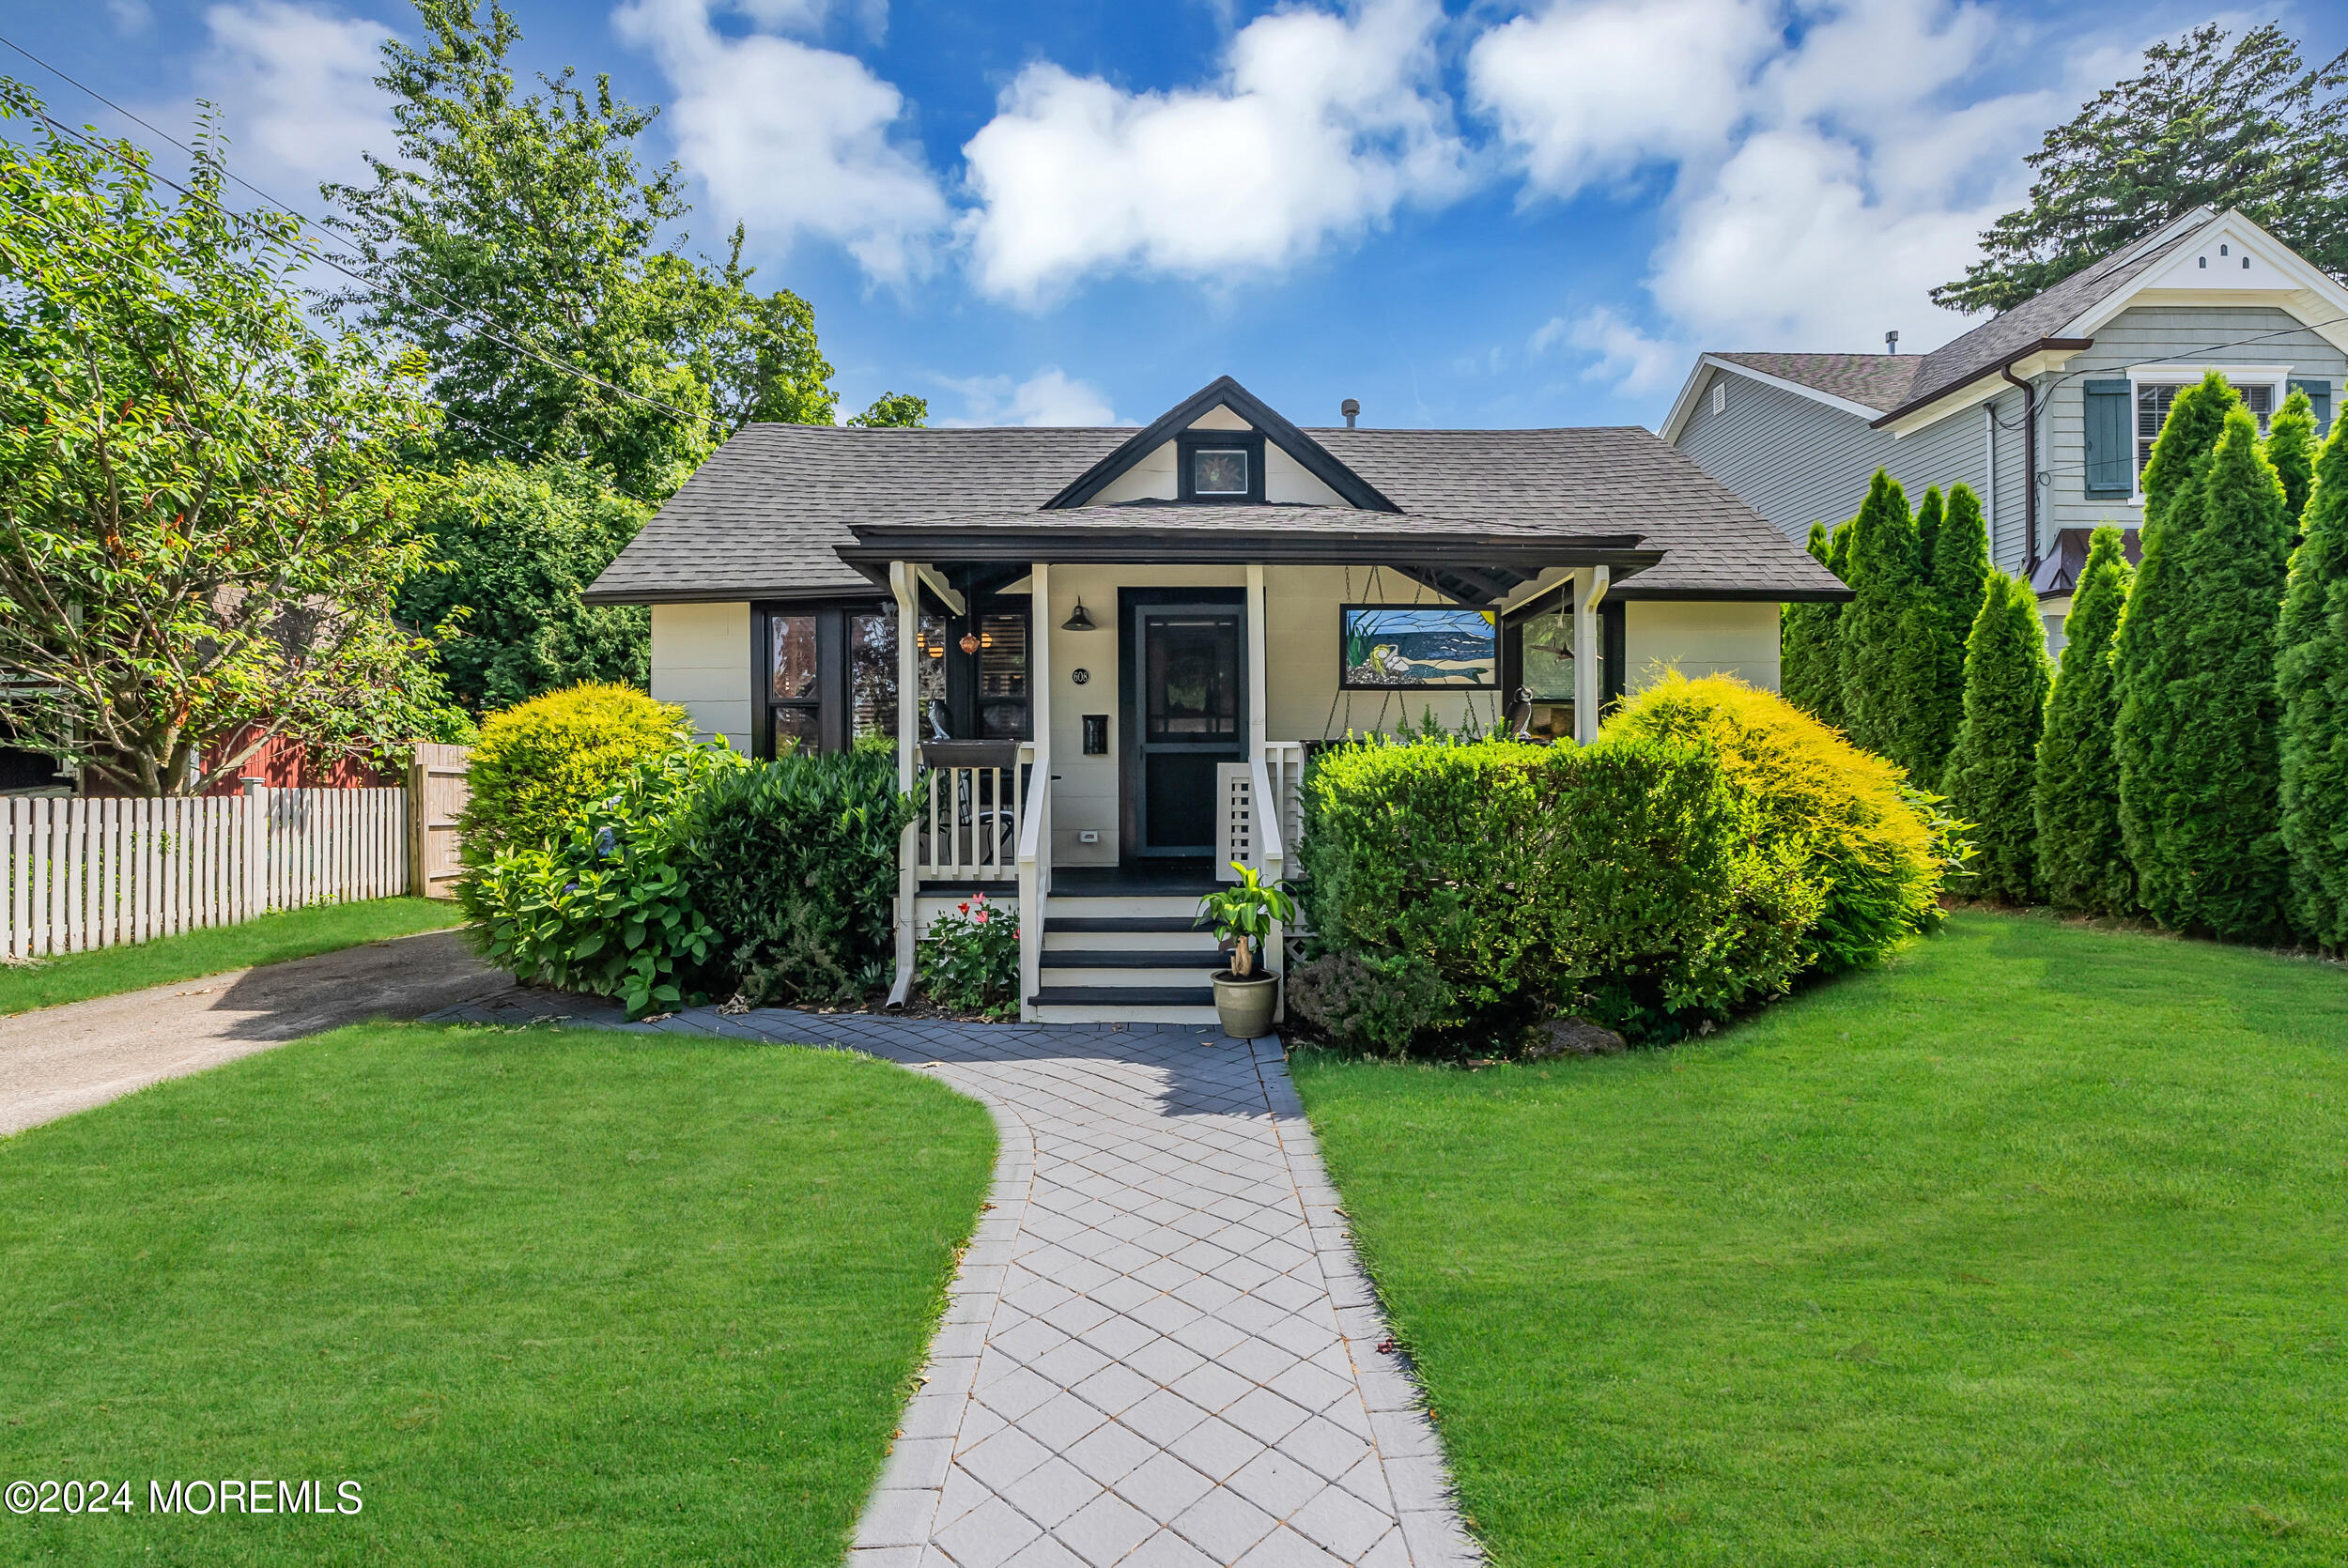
[1601,672,1954,970]
[460,683,692,865]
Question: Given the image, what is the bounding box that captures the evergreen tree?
[1836,470,1936,772]
[2139,370,2237,530]
[1781,523,1843,721]
[1944,573,2052,902]
[2278,414,2348,946]
[2265,387,2318,526]
[2115,404,2294,938]
[2033,528,2135,913]
[1915,484,1945,583]
[1919,483,1991,784]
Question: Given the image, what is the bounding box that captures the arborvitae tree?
[2278,414,2348,947]
[2033,527,2135,913]
[1920,483,1991,784]
[1780,522,1844,722]
[1836,470,1936,772]
[1944,573,2052,902]
[2265,387,2318,527]
[2113,372,2235,915]
[2116,404,2294,938]
[1915,484,1945,583]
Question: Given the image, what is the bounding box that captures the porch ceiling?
[841,503,1662,606]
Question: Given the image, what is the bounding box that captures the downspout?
[2000,361,2038,580]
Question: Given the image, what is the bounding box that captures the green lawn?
[0,898,460,1016]
[0,1022,995,1565]
[1295,911,2348,1566]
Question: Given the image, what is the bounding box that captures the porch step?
[1041,949,1221,970]
[1041,952,1224,989]
[1033,984,1216,1008]
[1032,1005,1226,1025]
[1039,892,1206,922]
[1044,920,1220,954]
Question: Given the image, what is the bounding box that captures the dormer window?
[1175,429,1267,502]
[1193,448,1249,496]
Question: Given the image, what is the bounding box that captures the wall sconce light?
[1062,598,1098,631]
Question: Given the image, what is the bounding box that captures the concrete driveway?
[0,929,517,1136]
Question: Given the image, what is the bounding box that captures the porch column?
[1018,563,1052,1021]
[1245,563,1269,755]
[1573,564,1611,745]
[888,561,920,1006]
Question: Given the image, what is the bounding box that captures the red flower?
[958,901,970,914]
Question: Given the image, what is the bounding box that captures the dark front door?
[1126,603,1245,859]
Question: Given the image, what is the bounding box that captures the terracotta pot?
[1211,969,1279,1039]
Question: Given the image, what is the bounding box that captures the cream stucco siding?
[650,601,751,749]
[1621,600,1781,692]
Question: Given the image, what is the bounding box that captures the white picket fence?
[4,788,409,961]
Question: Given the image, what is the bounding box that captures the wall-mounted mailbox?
[1082,715,1109,755]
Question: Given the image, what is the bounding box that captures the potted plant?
[1196,863,1299,1038]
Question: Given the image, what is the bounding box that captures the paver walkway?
[433,997,1477,1567]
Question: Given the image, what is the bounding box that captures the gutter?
[2000,359,2041,580]
[1867,336,2093,431]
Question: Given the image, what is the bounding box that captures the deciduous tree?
[2033,528,2134,914]
[0,83,455,795]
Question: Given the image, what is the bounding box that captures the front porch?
[878,556,1631,1023]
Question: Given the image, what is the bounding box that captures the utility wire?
[0,32,715,431]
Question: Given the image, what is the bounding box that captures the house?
[584,375,1842,1022]
[1661,208,2347,650]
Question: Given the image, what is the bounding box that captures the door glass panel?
[1146,616,1238,741]
[770,613,818,701]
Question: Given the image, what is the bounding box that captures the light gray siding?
[1676,366,1902,544]
[1987,388,2030,573]
[2037,305,2346,542]
[1675,364,2000,551]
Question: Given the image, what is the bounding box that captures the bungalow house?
[585,376,1840,1022]
[1661,208,2348,650]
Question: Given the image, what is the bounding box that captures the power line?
[0,32,716,433]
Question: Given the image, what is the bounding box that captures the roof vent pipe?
[1885,331,1900,354]
[1341,398,1360,429]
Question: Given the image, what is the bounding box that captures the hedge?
[460,683,693,866]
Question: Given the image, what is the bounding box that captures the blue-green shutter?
[2082,379,2133,497]
[2289,377,2333,436]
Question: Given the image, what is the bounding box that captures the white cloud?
[108,0,154,36]
[1472,0,2093,389]
[960,0,1469,303]
[934,368,1125,427]
[194,2,395,191]
[613,0,949,283]
[1532,306,1682,394]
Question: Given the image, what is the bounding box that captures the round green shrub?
[460,683,692,865]
[1602,672,1952,973]
[675,748,916,1006]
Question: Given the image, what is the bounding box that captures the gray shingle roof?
[586,419,1845,604]
[1892,211,2216,416]
[1711,352,1923,411]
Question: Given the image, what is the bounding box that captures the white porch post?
[888,561,920,1007]
[1017,563,1053,1021]
[1573,564,1612,745]
[1245,563,1269,755]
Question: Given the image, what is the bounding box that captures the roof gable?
[1044,375,1399,513]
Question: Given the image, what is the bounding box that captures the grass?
[1293,911,2348,1566]
[0,1022,996,1565]
[0,898,460,1016]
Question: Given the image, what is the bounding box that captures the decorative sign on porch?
[1338,607,1499,689]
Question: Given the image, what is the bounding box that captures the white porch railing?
[1217,741,1305,880]
[1015,740,1051,1019]
[917,761,1022,882]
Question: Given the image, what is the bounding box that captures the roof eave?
[837,527,1661,573]
[1871,338,2095,431]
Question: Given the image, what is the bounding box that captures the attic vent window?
[1710,382,1726,415]
[1193,448,1249,496]
[2220,244,2229,255]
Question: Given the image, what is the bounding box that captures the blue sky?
[6,0,2342,430]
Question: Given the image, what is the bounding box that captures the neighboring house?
[1661,208,2348,649]
[586,375,1842,1022]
